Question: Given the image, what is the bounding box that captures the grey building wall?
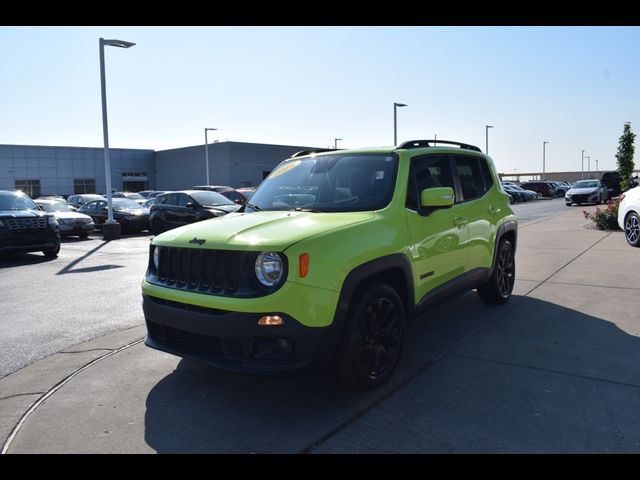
[154,141,315,190]
[0,144,155,195]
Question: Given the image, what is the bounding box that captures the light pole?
[393,102,407,145]
[595,159,599,178]
[485,125,494,154]
[585,155,591,178]
[334,138,343,150]
[581,149,585,180]
[204,128,217,185]
[99,37,135,241]
[542,141,548,181]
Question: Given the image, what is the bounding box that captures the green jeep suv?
[142,140,517,388]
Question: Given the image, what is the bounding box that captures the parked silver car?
[35,199,95,238]
[565,180,608,206]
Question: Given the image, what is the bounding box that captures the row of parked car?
[0,185,257,258]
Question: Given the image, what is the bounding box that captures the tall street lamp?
[204,128,217,185]
[585,155,591,179]
[542,141,548,181]
[595,159,599,178]
[485,125,494,154]
[334,138,343,149]
[581,149,586,180]
[99,37,135,241]
[394,102,407,145]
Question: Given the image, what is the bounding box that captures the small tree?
[616,122,636,192]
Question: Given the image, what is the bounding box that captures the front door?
[404,154,469,303]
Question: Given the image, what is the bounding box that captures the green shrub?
[583,198,621,230]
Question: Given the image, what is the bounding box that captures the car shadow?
[143,293,640,453]
[0,252,56,268]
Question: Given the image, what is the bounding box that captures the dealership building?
[0,141,314,198]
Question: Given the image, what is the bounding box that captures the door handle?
[488,206,501,214]
[452,216,468,227]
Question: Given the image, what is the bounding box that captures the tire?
[624,212,640,247]
[337,282,405,390]
[42,245,60,258]
[79,233,90,238]
[151,217,165,235]
[566,203,572,207]
[477,239,515,304]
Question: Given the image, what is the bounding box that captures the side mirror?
[420,187,455,209]
[185,202,195,209]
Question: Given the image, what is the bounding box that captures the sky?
[1,26,640,175]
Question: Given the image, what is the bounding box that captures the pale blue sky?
[1,26,639,174]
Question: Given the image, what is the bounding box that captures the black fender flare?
[332,253,415,332]
[491,220,518,273]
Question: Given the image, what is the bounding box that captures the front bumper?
[565,192,599,204]
[58,222,95,235]
[143,294,342,374]
[0,228,60,255]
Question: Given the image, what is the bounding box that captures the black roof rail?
[398,140,482,152]
[291,148,339,158]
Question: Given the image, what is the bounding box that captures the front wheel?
[566,202,572,207]
[42,245,60,258]
[337,282,405,390]
[625,212,640,247]
[477,239,515,304]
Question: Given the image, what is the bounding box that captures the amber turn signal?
[299,253,309,278]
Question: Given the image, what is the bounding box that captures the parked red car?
[520,181,556,198]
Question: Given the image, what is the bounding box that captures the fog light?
[258,315,284,326]
[251,338,292,360]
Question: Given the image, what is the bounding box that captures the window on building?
[74,179,96,194]
[15,179,40,199]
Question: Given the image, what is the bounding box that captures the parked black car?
[0,190,60,257]
[67,194,105,209]
[601,171,621,200]
[150,190,241,234]
[77,198,150,233]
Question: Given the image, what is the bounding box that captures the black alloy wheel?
[477,239,515,304]
[338,282,405,389]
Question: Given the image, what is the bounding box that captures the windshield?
[112,198,143,210]
[190,191,234,207]
[573,181,598,188]
[246,154,398,213]
[37,202,72,212]
[0,192,38,211]
[124,193,144,200]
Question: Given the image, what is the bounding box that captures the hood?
[206,204,242,214]
[568,187,598,195]
[0,210,47,219]
[153,210,375,251]
[50,211,92,220]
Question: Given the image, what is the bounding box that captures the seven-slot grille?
[152,246,248,295]
[5,217,48,230]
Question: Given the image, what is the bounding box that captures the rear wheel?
[477,239,515,304]
[625,212,640,247]
[337,282,405,390]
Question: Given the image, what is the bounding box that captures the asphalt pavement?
[2,199,639,453]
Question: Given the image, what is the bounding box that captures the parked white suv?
[618,185,640,247]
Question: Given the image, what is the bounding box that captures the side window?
[478,157,494,192]
[156,195,167,205]
[165,193,178,206]
[178,194,190,207]
[454,155,484,202]
[406,155,455,210]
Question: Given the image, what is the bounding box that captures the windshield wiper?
[245,202,264,212]
[292,207,325,213]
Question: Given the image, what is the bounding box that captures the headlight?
[48,216,58,226]
[153,247,160,271]
[255,252,284,287]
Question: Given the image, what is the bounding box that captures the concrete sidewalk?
[2,207,639,453]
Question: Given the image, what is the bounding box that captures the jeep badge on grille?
[189,237,206,245]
